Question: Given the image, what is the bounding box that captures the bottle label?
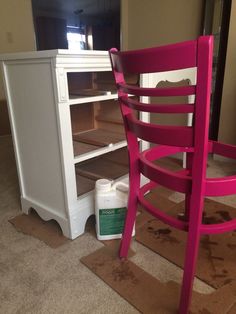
[99,207,127,235]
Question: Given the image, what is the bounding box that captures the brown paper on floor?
[227,304,236,314]
[81,244,236,314]
[137,192,177,228]
[136,198,236,289]
[9,210,70,248]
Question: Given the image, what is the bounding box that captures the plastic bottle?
[95,179,135,240]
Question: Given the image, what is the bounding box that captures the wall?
[120,0,128,50]
[122,0,204,50]
[121,0,204,129]
[0,0,35,99]
[218,0,236,144]
[0,0,35,135]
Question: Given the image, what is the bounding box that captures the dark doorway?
[202,0,232,140]
[31,0,120,51]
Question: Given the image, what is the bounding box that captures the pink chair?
[109,36,236,313]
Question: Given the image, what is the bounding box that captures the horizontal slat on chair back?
[120,97,194,113]
[118,84,195,97]
[117,79,195,146]
[126,114,193,147]
[110,40,197,74]
[109,39,205,148]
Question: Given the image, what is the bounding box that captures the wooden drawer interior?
[67,72,94,95]
[71,100,126,157]
[75,147,129,196]
[67,71,116,98]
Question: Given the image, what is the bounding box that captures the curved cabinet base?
[21,196,94,239]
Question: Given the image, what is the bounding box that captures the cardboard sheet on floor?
[9,210,70,248]
[136,191,177,228]
[136,198,236,289]
[81,244,236,314]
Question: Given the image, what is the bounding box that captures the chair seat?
[139,141,236,196]
[139,145,192,193]
[138,180,236,235]
[206,140,236,196]
[138,140,236,236]
[138,180,189,231]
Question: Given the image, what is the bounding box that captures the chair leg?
[119,181,138,258]
[184,152,193,221]
[119,156,140,259]
[179,235,201,313]
[179,201,203,314]
[119,132,140,259]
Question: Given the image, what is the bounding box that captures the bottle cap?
[95,179,112,192]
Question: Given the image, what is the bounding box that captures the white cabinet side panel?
[5,62,66,217]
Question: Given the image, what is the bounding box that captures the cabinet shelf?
[73,128,125,147]
[76,158,128,180]
[73,141,99,156]
[72,128,127,162]
[75,147,129,196]
[73,140,127,164]
[70,88,114,96]
[68,92,118,105]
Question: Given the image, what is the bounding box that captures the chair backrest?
[141,68,196,127]
[109,36,213,190]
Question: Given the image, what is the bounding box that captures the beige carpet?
[1,135,236,313]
